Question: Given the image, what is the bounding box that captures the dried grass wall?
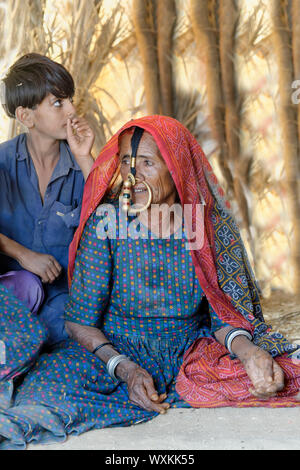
[0,0,299,299]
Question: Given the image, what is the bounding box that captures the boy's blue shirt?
[0,133,85,344]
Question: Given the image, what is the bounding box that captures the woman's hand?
[18,247,62,283]
[215,326,285,399]
[116,360,170,414]
[239,344,285,398]
[64,323,169,413]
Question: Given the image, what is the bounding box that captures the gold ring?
[128,181,152,215]
[127,173,136,186]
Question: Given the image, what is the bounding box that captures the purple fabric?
[0,270,44,314]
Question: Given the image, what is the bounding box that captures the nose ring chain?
[121,127,152,214]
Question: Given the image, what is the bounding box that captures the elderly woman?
[0,115,300,449]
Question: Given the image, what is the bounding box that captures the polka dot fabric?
[65,199,228,338]
[0,201,228,448]
[0,283,46,384]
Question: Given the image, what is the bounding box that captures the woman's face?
[119,131,177,207]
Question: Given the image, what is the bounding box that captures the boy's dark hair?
[2,53,75,118]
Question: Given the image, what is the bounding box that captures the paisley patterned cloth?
[176,337,300,408]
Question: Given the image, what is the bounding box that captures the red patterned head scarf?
[68,115,296,355]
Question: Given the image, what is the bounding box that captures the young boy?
[0,53,95,345]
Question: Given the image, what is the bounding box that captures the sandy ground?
[27,293,300,451]
[28,407,300,451]
[261,291,300,344]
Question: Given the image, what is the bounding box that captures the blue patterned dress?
[0,200,229,449]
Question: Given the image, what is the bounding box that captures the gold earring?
[121,178,133,213]
[121,173,137,212]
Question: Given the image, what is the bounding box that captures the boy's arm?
[0,233,26,263]
[73,155,94,181]
[0,233,62,283]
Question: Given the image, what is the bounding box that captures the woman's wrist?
[115,359,137,382]
[214,326,256,362]
[91,342,135,382]
[230,335,258,362]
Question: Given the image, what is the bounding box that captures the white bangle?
[225,329,252,355]
[106,354,128,382]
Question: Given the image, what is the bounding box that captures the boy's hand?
[66,117,95,180]
[18,247,62,284]
[67,116,95,160]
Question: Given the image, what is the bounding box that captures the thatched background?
[0,0,299,337]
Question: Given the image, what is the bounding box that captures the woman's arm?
[0,233,61,283]
[66,321,170,413]
[214,325,285,398]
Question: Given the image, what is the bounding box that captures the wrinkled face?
[119,131,177,207]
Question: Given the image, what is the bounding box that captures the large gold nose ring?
[122,180,152,215]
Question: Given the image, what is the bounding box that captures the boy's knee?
[0,270,44,314]
[15,270,43,291]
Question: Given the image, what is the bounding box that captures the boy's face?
[29,93,76,141]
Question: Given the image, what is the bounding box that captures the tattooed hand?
[239,344,285,398]
[215,326,285,399]
[115,360,170,413]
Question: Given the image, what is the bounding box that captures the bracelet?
[224,328,252,355]
[92,342,113,355]
[106,354,128,382]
